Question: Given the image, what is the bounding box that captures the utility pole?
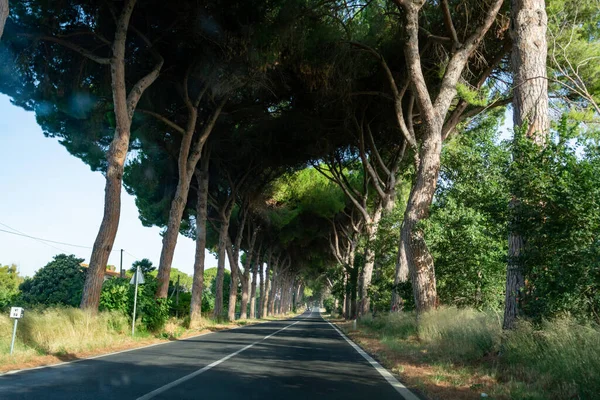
[120,249,123,278]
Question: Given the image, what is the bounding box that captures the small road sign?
[9,307,24,355]
[10,307,24,319]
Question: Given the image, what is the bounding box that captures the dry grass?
[0,307,301,373]
[334,307,600,400]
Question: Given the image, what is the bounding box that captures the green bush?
[418,306,501,362]
[503,317,600,398]
[99,278,130,315]
[0,264,23,310]
[19,254,85,307]
[99,276,170,332]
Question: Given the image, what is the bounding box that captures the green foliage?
[19,254,85,307]
[130,259,156,275]
[99,278,130,315]
[99,275,171,332]
[502,317,600,398]
[425,113,509,309]
[205,267,231,314]
[0,264,23,310]
[357,308,600,398]
[323,296,336,313]
[511,117,600,321]
[456,83,488,106]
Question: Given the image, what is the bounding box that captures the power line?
[0,223,70,254]
[0,227,93,249]
[124,250,141,261]
[0,221,143,261]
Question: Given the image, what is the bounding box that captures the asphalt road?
[0,309,419,400]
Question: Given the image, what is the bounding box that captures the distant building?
[80,263,121,281]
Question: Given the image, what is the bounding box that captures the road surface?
[0,309,419,400]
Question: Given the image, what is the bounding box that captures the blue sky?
[0,94,219,278]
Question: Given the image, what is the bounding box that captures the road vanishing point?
[0,309,420,400]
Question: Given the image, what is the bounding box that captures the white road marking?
[323,315,421,400]
[0,316,302,377]
[136,318,303,400]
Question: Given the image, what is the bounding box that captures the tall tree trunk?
[226,243,239,321]
[213,218,230,318]
[156,176,193,297]
[190,154,209,326]
[240,272,249,319]
[268,266,277,316]
[391,0,503,315]
[401,137,441,314]
[349,264,358,319]
[343,272,348,318]
[359,205,383,316]
[81,0,163,310]
[503,0,548,330]
[262,262,270,318]
[258,262,265,318]
[391,229,409,311]
[155,101,225,298]
[0,0,8,40]
[250,260,258,318]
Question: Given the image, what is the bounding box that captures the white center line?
[136,318,302,400]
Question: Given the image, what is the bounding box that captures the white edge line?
[0,314,305,377]
[136,318,302,400]
[323,316,421,400]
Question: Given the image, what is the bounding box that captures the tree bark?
[268,264,277,316]
[503,0,548,330]
[81,0,163,311]
[391,0,503,314]
[250,259,258,318]
[262,262,270,318]
[239,228,258,319]
[402,137,441,314]
[190,154,209,327]
[258,262,265,318]
[0,0,8,41]
[391,226,409,311]
[226,244,239,321]
[213,216,231,318]
[359,205,383,316]
[155,100,225,298]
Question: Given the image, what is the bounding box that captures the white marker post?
[9,307,24,355]
[130,266,145,336]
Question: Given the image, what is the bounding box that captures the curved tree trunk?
[213,218,230,318]
[401,137,441,314]
[155,177,193,297]
[0,0,8,41]
[258,262,265,318]
[262,263,270,318]
[226,244,239,321]
[391,224,409,311]
[81,0,163,310]
[249,260,258,318]
[155,101,224,298]
[268,266,277,316]
[190,155,209,327]
[503,0,548,330]
[358,205,383,316]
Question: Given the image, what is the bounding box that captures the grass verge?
[332,307,600,400]
[0,307,300,373]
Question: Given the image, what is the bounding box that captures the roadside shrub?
[19,254,85,307]
[100,278,130,314]
[0,307,129,355]
[418,306,501,362]
[99,276,171,332]
[502,317,600,398]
